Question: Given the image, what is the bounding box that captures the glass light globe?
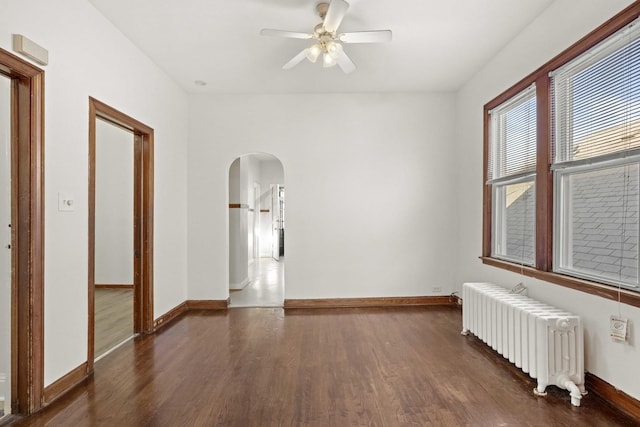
[305,44,322,63]
[323,52,337,68]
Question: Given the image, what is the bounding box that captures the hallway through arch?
[228,153,284,307]
[229,258,284,307]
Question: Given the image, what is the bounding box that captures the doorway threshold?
[95,334,138,363]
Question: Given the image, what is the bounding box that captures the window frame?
[482,2,640,309]
[554,158,640,291]
[491,175,537,266]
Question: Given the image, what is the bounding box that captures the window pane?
[553,22,640,164]
[557,164,639,288]
[571,38,640,159]
[488,86,536,181]
[493,180,535,265]
[503,96,537,177]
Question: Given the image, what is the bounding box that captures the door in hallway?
[88,99,154,369]
[0,73,10,418]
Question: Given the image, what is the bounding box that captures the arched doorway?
[228,153,284,307]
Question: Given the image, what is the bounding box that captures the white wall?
[229,158,248,289]
[94,119,133,285]
[229,158,240,204]
[0,0,189,386]
[260,159,284,191]
[454,0,640,400]
[188,93,457,300]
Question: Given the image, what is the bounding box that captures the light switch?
[58,192,75,212]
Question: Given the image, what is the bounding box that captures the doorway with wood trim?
[0,63,11,421]
[88,98,154,371]
[0,47,45,416]
[228,153,284,308]
[93,117,135,359]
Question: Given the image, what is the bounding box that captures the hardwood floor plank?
[8,306,638,426]
[94,289,133,358]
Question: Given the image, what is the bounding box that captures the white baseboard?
[229,277,250,290]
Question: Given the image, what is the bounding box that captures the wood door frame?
[88,97,154,372]
[0,47,45,415]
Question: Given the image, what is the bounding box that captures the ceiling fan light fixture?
[326,41,342,58]
[322,52,337,68]
[305,44,322,63]
[260,0,391,74]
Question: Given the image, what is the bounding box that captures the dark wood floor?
[6,306,638,426]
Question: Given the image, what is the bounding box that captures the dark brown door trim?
[88,97,154,372]
[0,47,45,414]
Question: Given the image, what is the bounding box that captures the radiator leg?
[461,329,469,336]
[558,375,583,407]
[533,383,548,397]
[579,384,588,395]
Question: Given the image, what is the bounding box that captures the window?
[555,165,639,288]
[482,3,640,306]
[488,87,537,265]
[552,21,640,291]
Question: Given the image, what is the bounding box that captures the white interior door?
[271,184,280,261]
[0,75,12,416]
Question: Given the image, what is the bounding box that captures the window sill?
[480,256,640,309]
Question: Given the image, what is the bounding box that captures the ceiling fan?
[260,0,392,74]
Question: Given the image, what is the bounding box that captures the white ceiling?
[88,0,554,94]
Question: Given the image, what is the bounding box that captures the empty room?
[1,0,639,425]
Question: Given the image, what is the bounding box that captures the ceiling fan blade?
[323,0,349,33]
[336,49,356,74]
[260,29,313,40]
[282,49,309,70]
[340,30,392,44]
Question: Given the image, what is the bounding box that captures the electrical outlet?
[432,287,442,293]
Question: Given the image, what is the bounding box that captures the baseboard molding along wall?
[43,362,89,406]
[94,284,134,289]
[284,295,457,309]
[229,278,250,291]
[585,372,640,421]
[154,299,229,331]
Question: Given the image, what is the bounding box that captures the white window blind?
[552,19,640,167]
[552,18,640,292]
[488,85,537,182]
